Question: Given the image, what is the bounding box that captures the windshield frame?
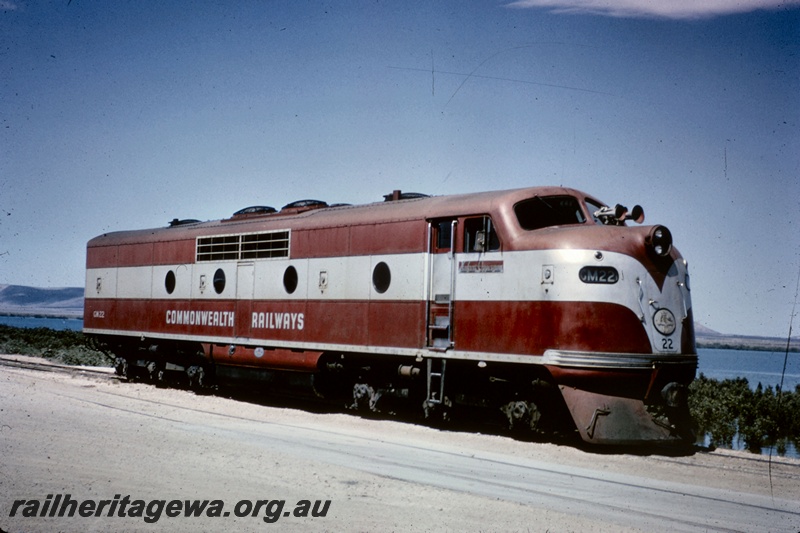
[513,195,589,231]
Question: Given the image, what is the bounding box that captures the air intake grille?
[197,231,289,261]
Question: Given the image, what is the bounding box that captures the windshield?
[585,198,606,225]
[514,195,587,231]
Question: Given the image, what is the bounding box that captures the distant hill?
[694,323,722,337]
[690,319,797,351]
[696,332,798,352]
[0,284,84,318]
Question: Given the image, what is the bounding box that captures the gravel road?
[1,355,798,532]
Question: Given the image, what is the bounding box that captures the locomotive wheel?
[498,378,566,436]
[145,361,158,382]
[186,365,206,390]
[348,379,419,417]
[422,396,452,425]
[501,400,542,432]
[113,357,129,379]
[350,383,381,412]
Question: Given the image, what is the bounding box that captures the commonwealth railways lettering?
[251,312,304,330]
[165,310,235,327]
[163,310,305,330]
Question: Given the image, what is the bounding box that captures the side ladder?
[423,358,447,418]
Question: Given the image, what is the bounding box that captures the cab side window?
[464,216,500,253]
[434,220,453,251]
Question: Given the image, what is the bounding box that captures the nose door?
[235,261,254,339]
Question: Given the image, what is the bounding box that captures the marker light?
[646,225,673,257]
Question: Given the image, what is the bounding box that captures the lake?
[0,315,84,331]
[698,347,799,392]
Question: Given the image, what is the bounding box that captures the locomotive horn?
[617,204,645,224]
[595,203,645,224]
[631,205,645,224]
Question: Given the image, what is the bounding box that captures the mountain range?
[0,284,84,317]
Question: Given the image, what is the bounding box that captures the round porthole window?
[283,266,298,294]
[165,270,176,294]
[213,268,226,294]
[372,262,391,294]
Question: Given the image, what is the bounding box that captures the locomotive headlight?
[646,225,673,257]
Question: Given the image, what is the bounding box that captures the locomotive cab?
[501,192,696,444]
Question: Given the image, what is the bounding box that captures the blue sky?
[1,0,798,338]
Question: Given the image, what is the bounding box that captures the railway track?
[0,354,117,379]
[0,353,562,442]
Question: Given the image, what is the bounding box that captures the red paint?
[210,344,323,372]
[85,244,118,269]
[86,298,427,350]
[455,300,652,355]
[86,296,654,358]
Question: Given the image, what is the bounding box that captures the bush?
[0,325,112,367]
[689,373,799,455]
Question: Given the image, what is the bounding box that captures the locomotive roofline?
[86,185,682,273]
[86,185,596,247]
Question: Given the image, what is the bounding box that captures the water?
[697,348,800,392]
[0,315,83,331]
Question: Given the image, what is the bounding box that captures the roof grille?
[196,230,289,261]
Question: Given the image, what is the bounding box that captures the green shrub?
[689,373,799,455]
[0,325,112,367]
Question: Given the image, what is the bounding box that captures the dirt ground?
[1,355,799,532]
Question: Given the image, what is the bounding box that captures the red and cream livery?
[84,186,697,445]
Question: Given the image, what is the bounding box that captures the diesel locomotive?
[83,186,697,445]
